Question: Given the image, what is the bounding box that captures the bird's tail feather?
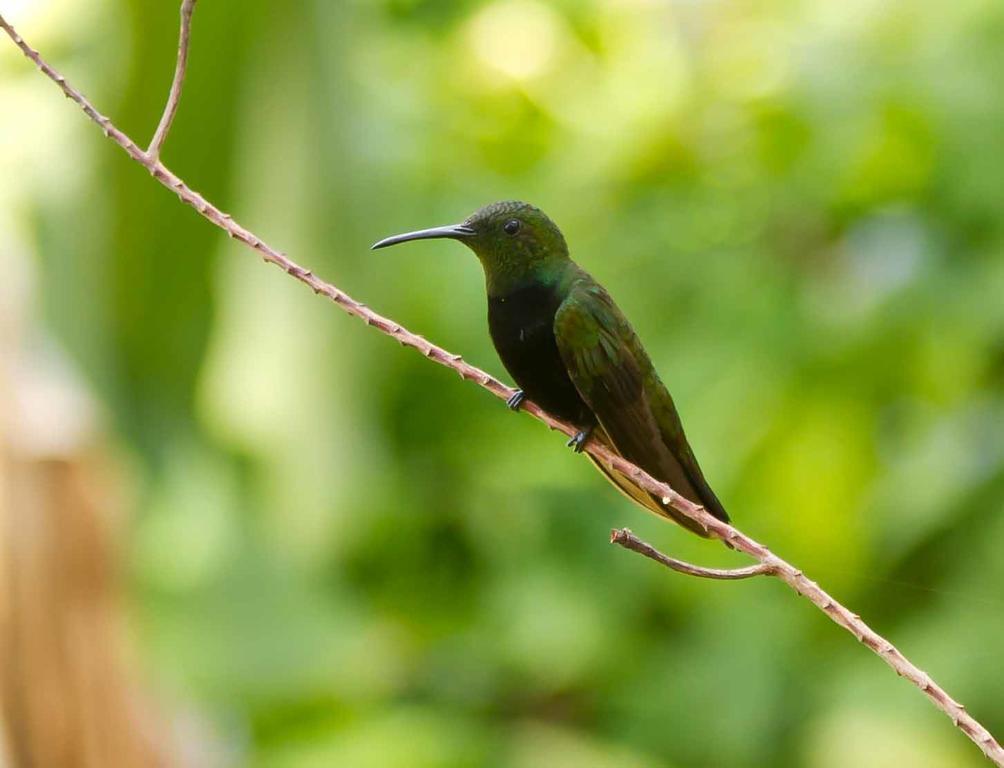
[585,427,716,537]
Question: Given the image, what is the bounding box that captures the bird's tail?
[585,427,725,538]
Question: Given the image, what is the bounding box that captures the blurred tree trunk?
[0,456,171,767]
[0,276,176,766]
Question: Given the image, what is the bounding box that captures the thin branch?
[611,528,774,580]
[146,0,196,160]
[1,12,1002,767]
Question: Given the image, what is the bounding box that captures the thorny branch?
[1,8,1002,766]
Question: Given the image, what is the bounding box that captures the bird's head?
[373,201,569,294]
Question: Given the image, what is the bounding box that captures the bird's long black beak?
[371,224,476,250]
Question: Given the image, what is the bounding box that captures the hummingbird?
[372,201,728,536]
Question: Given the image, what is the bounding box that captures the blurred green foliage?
[4,0,1004,765]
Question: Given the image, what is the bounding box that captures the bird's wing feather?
[554,282,727,535]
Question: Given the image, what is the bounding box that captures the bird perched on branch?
[373,201,728,536]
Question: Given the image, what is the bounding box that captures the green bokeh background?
[3,0,1004,765]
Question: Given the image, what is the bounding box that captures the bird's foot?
[566,426,594,454]
[506,390,525,411]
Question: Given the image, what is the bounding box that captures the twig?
[1,11,1002,766]
[610,528,774,580]
[146,0,196,160]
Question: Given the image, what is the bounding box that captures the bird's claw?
[506,390,525,411]
[566,427,593,453]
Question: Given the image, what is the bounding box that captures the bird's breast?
[487,283,562,358]
[487,282,590,424]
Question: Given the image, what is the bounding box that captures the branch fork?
[145,0,196,161]
[610,529,776,580]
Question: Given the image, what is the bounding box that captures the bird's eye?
[503,219,521,235]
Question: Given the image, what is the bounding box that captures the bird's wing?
[553,282,727,535]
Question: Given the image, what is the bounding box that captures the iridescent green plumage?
[373,201,728,535]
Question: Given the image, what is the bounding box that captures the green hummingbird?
[373,201,729,536]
